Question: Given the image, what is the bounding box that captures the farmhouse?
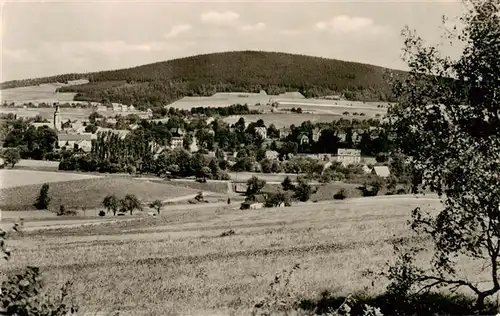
[372,166,391,178]
[337,148,362,166]
[240,195,267,210]
[75,139,92,152]
[58,133,94,150]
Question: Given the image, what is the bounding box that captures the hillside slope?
[1,51,405,106]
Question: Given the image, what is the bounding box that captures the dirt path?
[162,192,215,203]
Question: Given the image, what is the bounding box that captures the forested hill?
[0,51,405,106]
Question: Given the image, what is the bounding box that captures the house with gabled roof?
[372,166,391,178]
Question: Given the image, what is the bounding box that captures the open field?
[228,172,302,183]
[223,113,343,128]
[0,169,101,189]
[2,195,487,316]
[0,176,201,211]
[0,83,77,103]
[162,179,231,194]
[0,107,128,121]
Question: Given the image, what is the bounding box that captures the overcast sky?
[1,0,465,81]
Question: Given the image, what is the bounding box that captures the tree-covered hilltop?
[1,51,406,106]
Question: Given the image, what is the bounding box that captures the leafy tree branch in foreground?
[387,0,500,310]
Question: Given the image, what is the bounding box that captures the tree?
[3,148,20,168]
[246,176,266,198]
[102,195,119,216]
[149,200,163,215]
[33,183,50,210]
[281,176,295,191]
[260,158,273,173]
[264,191,288,207]
[293,177,313,202]
[0,224,78,315]
[120,194,142,215]
[199,166,211,181]
[387,0,500,309]
[85,124,98,133]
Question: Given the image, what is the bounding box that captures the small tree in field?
[102,195,119,216]
[3,148,20,168]
[33,183,50,210]
[120,194,142,215]
[293,177,313,202]
[387,0,500,309]
[281,176,295,191]
[149,200,163,215]
[246,176,266,200]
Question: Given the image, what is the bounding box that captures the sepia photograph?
[0,0,499,315]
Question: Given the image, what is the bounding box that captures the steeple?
[53,105,62,131]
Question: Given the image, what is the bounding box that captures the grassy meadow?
[0,176,200,211]
[0,169,101,189]
[2,195,487,316]
[0,83,77,103]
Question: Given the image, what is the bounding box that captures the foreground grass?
[1,196,490,315]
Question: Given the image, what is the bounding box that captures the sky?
[1,0,465,82]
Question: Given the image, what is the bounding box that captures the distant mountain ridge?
[1,51,405,105]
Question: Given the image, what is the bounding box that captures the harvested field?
[0,176,200,211]
[0,169,101,189]
[165,179,230,194]
[0,83,77,103]
[0,107,126,121]
[3,195,486,316]
[223,113,343,128]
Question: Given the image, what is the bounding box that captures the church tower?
[53,105,62,131]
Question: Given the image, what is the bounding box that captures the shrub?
[220,229,235,237]
[33,183,51,210]
[319,173,332,184]
[195,192,204,202]
[281,176,295,191]
[56,205,77,216]
[98,210,106,216]
[357,179,382,197]
[396,188,407,195]
[264,191,288,207]
[333,189,347,200]
[294,177,313,202]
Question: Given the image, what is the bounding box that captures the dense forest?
[0,51,405,107]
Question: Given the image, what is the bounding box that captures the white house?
[255,126,267,140]
[189,137,199,153]
[265,150,279,161]
[75,139,92,152]
[312,128,322,142]
[372,166,391,178]
[171,136,184,149]
[298,134,309,145]
[337,148,362,166]
[58,133,93,150]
